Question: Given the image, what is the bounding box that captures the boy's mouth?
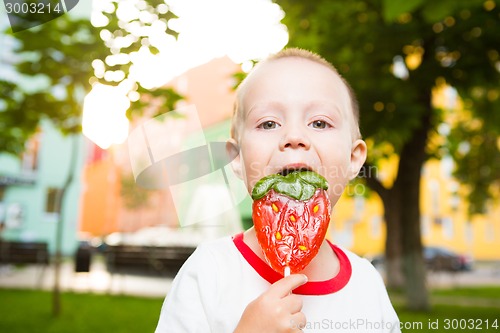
[277,165,313,176]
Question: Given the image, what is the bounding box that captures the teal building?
[0,121,85,255]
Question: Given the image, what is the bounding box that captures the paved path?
[0,256,173,298]
[377,263,500,289]
[1,257,498,299]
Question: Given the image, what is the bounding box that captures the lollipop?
[251,170,331,276]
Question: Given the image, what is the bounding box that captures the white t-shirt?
[155,233,401,333]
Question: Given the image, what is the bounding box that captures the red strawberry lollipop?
[251,170,331,276]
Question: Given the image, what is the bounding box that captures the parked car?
[369,246,473,272]
[424,246,473,272]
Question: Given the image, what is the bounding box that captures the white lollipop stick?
[284,266,291,277]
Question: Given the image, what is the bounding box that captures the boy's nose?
[279,130,311,151]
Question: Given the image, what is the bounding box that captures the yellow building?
[331,83,500,261]
[331,158,500,261]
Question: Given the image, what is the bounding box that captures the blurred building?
[0,0,94,255]
[78,56,245,245]
[0,121,85,255]
[332,158,500,261]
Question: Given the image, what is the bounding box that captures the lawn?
[0,287,499,332]
[393,287,500,332]
[432,286,500,299]
[396,304,499,332]
[0,288,164,333]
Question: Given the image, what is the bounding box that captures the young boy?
[155,48,400,333]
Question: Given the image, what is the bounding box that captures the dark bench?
[104,245,196,276]
[0,240,49,287]
[0,241,49,265]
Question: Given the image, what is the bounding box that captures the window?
[45,188,63,213]
[5,203,24,229]
[21,132,40,174]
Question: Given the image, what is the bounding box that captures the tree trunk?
[382,190,404,290]
[397,106,432,311]
[363,164,404,290]
[52,135,78,317]
[364,105,432,308]
[0,187,5,239]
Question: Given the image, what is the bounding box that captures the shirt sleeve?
[155,244,218,333]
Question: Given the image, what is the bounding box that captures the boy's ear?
[226,139,243,179]
[348,139,367,180]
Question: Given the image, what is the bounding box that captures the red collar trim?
[232,232,352,295]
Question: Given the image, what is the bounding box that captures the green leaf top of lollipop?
[251,170,328,201]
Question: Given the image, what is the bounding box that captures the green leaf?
[251,171,327,201]
[382,0,425,22]
[298,171,328,190]
[275,178,303,200]
[251,176,282,200]
[422,0,486,23]
[300,183,316,201]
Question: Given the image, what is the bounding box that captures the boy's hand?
[234,274,308,333]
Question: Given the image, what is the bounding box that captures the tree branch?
[361,162,390,202]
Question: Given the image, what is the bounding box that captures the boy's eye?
[259,121,280,130]
[309,120,330,129]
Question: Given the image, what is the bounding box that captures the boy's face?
[229,57,366,207]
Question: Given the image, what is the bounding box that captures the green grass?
[396,305,500,332]
[392,287,500,332]
[0,288,164,333]
[432,286,500,299]
[1,287,499,332]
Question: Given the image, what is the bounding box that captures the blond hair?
[230,48,360,141]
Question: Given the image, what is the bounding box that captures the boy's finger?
[289,311,307,332]
[270,274,308,297]
[281,293,303,314]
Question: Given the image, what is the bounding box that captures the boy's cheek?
[242,162,265,189]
